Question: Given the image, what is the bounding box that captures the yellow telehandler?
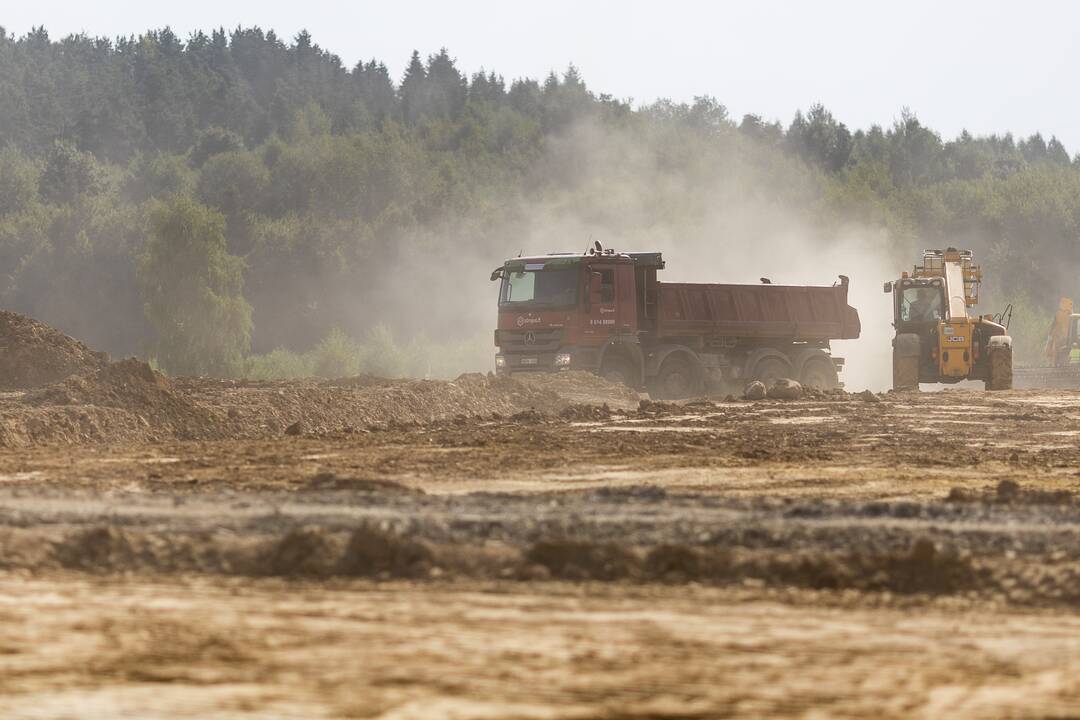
[884,248,1012,391]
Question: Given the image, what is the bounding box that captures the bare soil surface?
[3,315,1080,717]
[0,310,108,390]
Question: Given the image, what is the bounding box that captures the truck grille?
[499,328,563,352]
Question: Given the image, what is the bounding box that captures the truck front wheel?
[599,356,638,389]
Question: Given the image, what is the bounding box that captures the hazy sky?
[7,0,1080,151]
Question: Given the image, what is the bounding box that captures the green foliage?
[243,326,493,380]
[311,327,363,378]
[1001,291,1050,363]
[127,152,195,202]
[0,146,39,215]
[196,149,269,253]
[39,140,105,203]
[358,324,408,378]
[139,195,252,375]
[242,347,314,380]
[190,127,245,168]
[3,26,1080,381]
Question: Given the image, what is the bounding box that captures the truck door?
[584,264,618,340]
[615,263,637,334]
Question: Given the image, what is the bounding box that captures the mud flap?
[892,333,920,391]
[986,336,1013,391]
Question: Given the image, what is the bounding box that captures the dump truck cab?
[491,249,658,382]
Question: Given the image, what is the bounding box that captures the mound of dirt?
[767,378,804,400]
[337,525,433,578]
[304,473,423,494]
[55,526,136,573]
[172,372,571,438]
[524,540,639,581]
[946,480,1075,506]
[251,525,434,579]
[256,528,341,578]
[514,371,641,410]
[644,544,704,581]
[0,311,108,390]
[21,358,220,443]
[744,381,767,400]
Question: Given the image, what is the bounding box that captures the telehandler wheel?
[892,333,920,391]
[650,355,703,400]
[986,338,1013,391]
[599,356,638,389]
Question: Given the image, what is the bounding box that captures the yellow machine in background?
[1012,297,1080,389]
[1042,297,1080,367]
[884,248,1012,391]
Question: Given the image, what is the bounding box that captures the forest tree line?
[1,25,1078,376]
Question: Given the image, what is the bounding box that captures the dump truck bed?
[655,281,861,341]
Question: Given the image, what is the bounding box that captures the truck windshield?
[500,267,579,307]
[899,286,943,322]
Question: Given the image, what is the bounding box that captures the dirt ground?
[2,358,1080,718]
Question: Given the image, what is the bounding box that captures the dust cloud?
[375,117,900,389]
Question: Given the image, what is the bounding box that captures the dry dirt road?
[4,380,1080,718]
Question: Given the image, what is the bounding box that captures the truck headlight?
[554,353,572,367]
[495,356,506,369]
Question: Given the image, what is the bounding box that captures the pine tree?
[399,50,427,125]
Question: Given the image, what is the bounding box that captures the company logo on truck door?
[516,315,541,327]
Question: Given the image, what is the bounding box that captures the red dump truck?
[490,246,861,398]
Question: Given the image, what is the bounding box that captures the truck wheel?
[893,333,920,391]
[650,355,703,400]
[752,356,793,388]
[986,341,1013,391]
[599,357,638,389]
[799,352,840,390]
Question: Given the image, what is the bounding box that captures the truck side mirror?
[490,267,504,282]
[883,281,893,294]
[589,272,603,307]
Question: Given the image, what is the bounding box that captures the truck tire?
[892,333,920,391]
[752,356,794,388]
[650,354,703,400]
[599,356,638,389]
[986,337,1013,391]
[798,350,840,390]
